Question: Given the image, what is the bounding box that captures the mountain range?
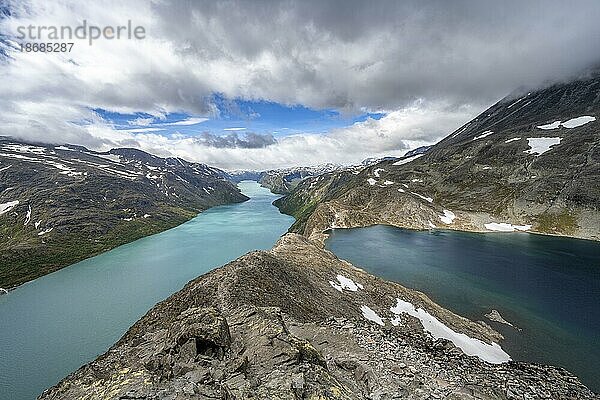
[34,68,600,400]
[0,138,247,288]
[275,73,600,244]
[226,163,342,194]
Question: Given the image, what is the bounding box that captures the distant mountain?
[225,170,263,183]
[257,164,341,194]
[275,74,600,243]
[225,164,342,195]
[0,138,247,288]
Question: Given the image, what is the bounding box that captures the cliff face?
[275,74,600,243]
[40,234,596,399]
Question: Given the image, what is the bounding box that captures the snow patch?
[537,121,561,130]
[506,98,523,108]
[411,192,433,203]
[536,116,595,130]
[439,210,456,224]
[392,154,423,165]
[484,223,531,232]
[524,137,562,155]
[54,145,75,151]
[451,123,471,138]
[504,137,521,143]
[561,116,595,128]
[361,305,385,326]
[367,178,377,186]
[37,227,53,236]
[472,131,493,140]
[383,180,394,185]
[24,205,31,226]
[0,200,19,216]
[2,144,50,155]
[373,168,385,178]
[390,298,510,364]
[329,274,364,292]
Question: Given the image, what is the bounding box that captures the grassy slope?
[0,207,197,288]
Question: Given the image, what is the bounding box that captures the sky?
[1,0,600,170]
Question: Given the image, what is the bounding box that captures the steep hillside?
[276,74,600,243]
[0,138,248,288]
[39,234,596,399]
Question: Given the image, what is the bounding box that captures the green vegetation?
[0,209,194,288]
[535,210,578,236]
[274,195,319,234]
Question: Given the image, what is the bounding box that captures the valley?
[0,181,293,400]
[22,73,600,399]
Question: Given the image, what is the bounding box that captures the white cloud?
[1,0,599,169]
[223,127,246,131]
[127,117,154,126]
[166,117,209,126]
[122,127,165,133]
[52,100,473,170]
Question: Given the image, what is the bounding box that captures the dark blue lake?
[325,225,600,392]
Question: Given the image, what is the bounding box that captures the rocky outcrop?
[0,138,248,287]
[275,73,600,243]
[39,234,597,399]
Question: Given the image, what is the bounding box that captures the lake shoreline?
[325,224,600,392]
[38,233,598,399]
[0,181,294,400]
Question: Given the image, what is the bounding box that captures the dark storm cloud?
[194,132,276,149]
[153,0,600,110]
[1,0,600,168]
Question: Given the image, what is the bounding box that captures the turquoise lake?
[2,183,599,398]
[0,181,294,400]
[325,225,600,392]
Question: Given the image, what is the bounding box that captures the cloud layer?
[1,0,600,169]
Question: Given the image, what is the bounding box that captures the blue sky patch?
[93,95,385,139]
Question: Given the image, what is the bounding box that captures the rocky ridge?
[39,234,597,399]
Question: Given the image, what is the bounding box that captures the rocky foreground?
[40,234,596,399]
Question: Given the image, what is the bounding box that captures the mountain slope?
[0,138,248,288]
[39,234,596,399]
[275,74,600,243]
